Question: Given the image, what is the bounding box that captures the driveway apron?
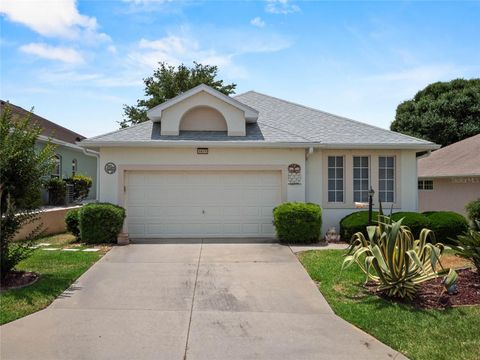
[1,240,407,360]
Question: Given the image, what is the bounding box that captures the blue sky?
[1,0,479,137]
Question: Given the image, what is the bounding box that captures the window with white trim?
[418,180,433,190]
[52,154,61,178]
[353,156,369,202]
[327,156,344,203]
[379,156,395,202]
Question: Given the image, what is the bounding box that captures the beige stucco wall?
[99,146,419,239]
[14,206,79,240]
[419,177,480,216]
[160,92,246,136]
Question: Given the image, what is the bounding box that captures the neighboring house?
[0,100,98,202]
[418,133,480,216]
[79,84,437,240]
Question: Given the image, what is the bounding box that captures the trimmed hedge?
[390,212,431,238]
[423,211,469,244]
[340,211,432,242]
[339,211,379,242]
[273,202,322,244]
[65,207,81,239]
[79,203,126,244]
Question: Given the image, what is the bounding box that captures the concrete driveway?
[1,240,406,360]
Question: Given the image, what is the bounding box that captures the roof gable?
[147,84,259,123]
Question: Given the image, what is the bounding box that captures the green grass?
[298,250,480,360]
[1,235,105,325]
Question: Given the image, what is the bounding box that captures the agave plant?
[450,221,480,273]
[342,214,457,300]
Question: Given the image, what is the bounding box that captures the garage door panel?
[126,170,281,237]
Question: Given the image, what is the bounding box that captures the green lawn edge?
[298,249,480,360]
[1,248,104,325]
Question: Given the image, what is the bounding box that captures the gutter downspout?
[82,148,100,202]
[305,147,314,160]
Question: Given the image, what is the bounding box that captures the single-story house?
[0,100,98,202]
[418,133,480,216]
[79,84,437,240]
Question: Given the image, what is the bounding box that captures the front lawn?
[299,250,480,360]
[0,234,107,325]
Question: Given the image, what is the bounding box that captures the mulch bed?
[365,268,480,309]
[0,271,39,291]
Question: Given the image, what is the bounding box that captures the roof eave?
[78,140,439,150]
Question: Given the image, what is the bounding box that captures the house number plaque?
[288,163,301,185]
[104,162,117,174]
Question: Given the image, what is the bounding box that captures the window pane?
[361,157,368,167]
[387,180,394,191]
[361,180,368,190]
[387,192,394,202]
[328,191,335,202]
[328,168,335,178]
[353,157,360,167]
[353,180,360,190]
[418,180,423,190]
[379,157,386,167]
[387,168,394,178]
[379,180,385,191]
[336,168,343,178]
[336,157,343,167]
[328,180,335,190]
[353,168,360,178]
[386,157,394,167]
[336,180,343,190]
[337,192,343,202]
[328,157,335,167]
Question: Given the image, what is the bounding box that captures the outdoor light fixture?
[368,187,375,225]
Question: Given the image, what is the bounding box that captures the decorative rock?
[42,248,59,251]
[82,248,99,252]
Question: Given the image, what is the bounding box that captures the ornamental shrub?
[79,203,126,244]
[65,207,81,239]
[390,212,431,238]
[340,211,379,242]
[65,174,92,201]
[46,178,66,205]
[273,202,322,244]
[423,211,469,244]
[466,199,480,230]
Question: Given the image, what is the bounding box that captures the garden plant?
[343,210,457,300]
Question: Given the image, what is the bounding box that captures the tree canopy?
[390,78,480,147]
[120,62,236,128]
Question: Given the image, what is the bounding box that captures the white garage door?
[126,170,282,238]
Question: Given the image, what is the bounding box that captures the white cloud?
[0,0,109,41]
[265,0,300,15]
[20,43,84,64]
[129,30,291,79]
[107,45,118,54]
[250,17,266,28]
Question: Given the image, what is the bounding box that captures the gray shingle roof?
[80,91,437,149]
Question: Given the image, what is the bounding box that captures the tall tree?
[0,105,55,277]
[390,78,480,147]
[120,62,236,128]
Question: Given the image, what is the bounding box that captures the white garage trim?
[118,165,287,238]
